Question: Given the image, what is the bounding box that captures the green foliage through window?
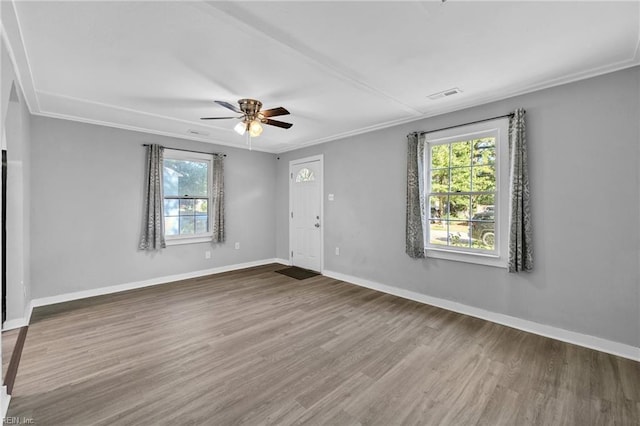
[163,156,211,237]
[428,137,496,251]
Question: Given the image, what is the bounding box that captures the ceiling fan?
[201,99,293,137]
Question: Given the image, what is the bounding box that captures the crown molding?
[0,1,38,112]
[4,0,639,154]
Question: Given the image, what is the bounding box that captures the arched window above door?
[295,168,315,182]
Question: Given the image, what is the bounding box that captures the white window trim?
[163,149,214,246]
[424,118,509,268]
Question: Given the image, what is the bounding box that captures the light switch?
[328,193,335,201]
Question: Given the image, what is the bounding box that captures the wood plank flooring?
[6,264,640,425]
[3,326,28,394]
[2,328,20,380]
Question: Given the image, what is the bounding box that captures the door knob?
[315,223,320,228]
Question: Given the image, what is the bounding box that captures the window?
[424,118,509,267]
[163,149,213,245]
[295,167,315,182]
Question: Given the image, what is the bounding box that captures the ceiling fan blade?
[200,116,239,120]
[214,100,242,113]
[263,118,293,129]
[261,107,290,118]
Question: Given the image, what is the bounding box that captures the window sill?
[165,236,213,246]
[426,247,507,268]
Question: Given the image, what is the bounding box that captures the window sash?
[425,129,500,256]
[427,191,495,196]
[163,149,214,242]
[164,195,209,199]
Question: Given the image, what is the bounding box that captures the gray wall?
[276,66,640,347]
[30,117,277,299]
[2,36,32,324]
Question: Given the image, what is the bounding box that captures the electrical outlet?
[205,250,211,259]
[335,247,340,256]
[235,242,240,250]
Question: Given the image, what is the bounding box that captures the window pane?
[473,138,496,166]
[195,216,208,234]
[470,194,495,250]
[449,223,471,248]
[163,160,180,197]
[451,141,471,167]
[471,219,495,250]
[163,159,209,197]
[450,167,471,192]
[472,166,495,191]
[430,168,449,193]
[471,194,495,219]
[447,195,471,248]
[165,217,179,236]
[180,216,195,235]
[195,199,208,214]
[429,195,448,219]
[164,199,179,217]
[430,144,449,169]
[449,195,471,221]
[429,221,448,246]
[180,199,195,214]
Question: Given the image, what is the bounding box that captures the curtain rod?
[411,112,517,136]
[142,144,226,157]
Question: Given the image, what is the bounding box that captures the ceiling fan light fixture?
[234,121,247,135]
[205,99,292,138]
[249,119,263,137]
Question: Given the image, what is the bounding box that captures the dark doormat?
[275,266,320,280]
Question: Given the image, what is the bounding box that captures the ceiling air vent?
[428,87,463,100]
[188,129,210,136]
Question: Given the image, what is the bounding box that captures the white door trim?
[289,154,324,273]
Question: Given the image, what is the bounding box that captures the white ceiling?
[3,1,639,153]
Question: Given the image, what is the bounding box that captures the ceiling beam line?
[199,2,424,117]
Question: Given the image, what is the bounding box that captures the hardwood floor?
[7,264,640,425]
[2,328,20,380]
[3,326,28,394]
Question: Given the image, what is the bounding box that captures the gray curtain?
[139,144,166,250]
[508,109,533,272]
[211,154,225,243]
[406,132,426,258]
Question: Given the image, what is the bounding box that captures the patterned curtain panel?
[211,154,225,243]
[139,144,166,250]
[406,132,427,258]
[508,109,533,272]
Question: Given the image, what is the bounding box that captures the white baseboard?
[274,258,291,266]
[2,318,28,331]
[1,386,10,419]
[2,302,33,331]
[31,258,282,308]
[323,269,640,362]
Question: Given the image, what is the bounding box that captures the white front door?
[290,157,322,272]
